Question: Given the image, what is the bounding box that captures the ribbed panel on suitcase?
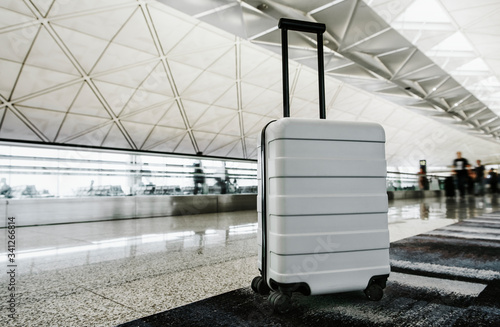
[258,118,390,295]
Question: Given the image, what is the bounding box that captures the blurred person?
[452,151,470,198]
[231,179,239,193]
[87,179,94,195]
[418,168,429,190]
[0,178,11,197]
[488,168,498,194]
[468,169,475,195]
[474,160,486,196]
[193,162,205,195]
[444,175,455,197]
[221,168,232,194]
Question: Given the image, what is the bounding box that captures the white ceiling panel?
[145,133,186,153]
[142,125,186,150]
[114,9,158,56]
[182,71,235,104]
[100,123,133,149]
[220,114,243,136]
[53,5,136,40]
[243,112,268,136]
[0,59,22,98]
[120,121,155,149]
[0,7,33,27]
[56,114,111,143]
[70,83,110,118]
[92,81,136,116]
[148,6,197,55]
[94,62,157,90]
[26,27,79,74]
[121,102,173,125]
[120,91,171,117]
[52,25,110,74]
[0,26,40,63]
[155,103,186,128]
[0,109,43,141]
[11,65,79,99]
[16,105,65,142]
[16,82,81,112]
[192,106,237,132]
[0,0,35,17]
[30,0,53,17]
[179,100,208,130]
[204,134,241,156]
[174,133,197,154]
[91,42,157,74]
[211,85,238,110]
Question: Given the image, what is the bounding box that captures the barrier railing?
[387,171,446,191]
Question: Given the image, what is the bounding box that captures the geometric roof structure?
[1,0,500,170]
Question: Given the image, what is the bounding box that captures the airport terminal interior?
[1,0,500,326]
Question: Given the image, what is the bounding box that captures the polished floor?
[1,194,499,326]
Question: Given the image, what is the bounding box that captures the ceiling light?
[257,3,268,10]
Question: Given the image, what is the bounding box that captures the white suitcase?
[251,19,390,313]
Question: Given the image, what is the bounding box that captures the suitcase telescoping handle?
[278,18,327,119]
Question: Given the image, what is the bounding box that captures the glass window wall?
[0,144,257,198]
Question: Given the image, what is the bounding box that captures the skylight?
[396,0,451,24]
[431,32,475,52]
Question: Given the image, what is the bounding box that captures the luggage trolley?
[251,18,390,313]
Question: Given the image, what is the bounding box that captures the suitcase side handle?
[279,18,327,119]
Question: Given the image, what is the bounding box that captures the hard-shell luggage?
[251,18,390,313]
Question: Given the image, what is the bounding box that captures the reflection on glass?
[0,144,258,198]
[387,171,447,191]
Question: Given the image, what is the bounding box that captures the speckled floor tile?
[1,197,499,326]
[2,287,138,327]
[97,256,259,324]
[0,255,258,327]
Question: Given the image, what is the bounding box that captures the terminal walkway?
[1,195,499,326]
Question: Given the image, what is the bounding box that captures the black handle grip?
[278,18,326,34]
[279,18,327,119]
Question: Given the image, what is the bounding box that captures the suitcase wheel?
[268,292,291,313]
[364,283,384,301]
[251,276,270,296]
